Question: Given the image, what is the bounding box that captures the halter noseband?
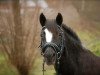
[39,26,64,75]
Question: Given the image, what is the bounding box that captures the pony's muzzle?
[43,47,56,65]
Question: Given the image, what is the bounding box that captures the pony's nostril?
[53,53,55,57]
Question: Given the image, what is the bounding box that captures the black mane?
[62,24,81,44]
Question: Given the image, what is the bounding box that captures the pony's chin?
[46,61,55,65]
[45,58,56,65]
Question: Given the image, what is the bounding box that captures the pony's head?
[39,13,64,65]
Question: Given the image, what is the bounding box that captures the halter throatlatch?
[39,26,64,75]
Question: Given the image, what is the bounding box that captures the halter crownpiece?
[39,25,65,75]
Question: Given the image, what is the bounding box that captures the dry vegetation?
[0,0,41,75]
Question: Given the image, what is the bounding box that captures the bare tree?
[0,0,40,75]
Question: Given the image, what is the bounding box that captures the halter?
[39,26,64,75]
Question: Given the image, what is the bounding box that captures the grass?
[77,31,97,44]
[0,53,18,75]
[32,57,55,75]
[77,31,100,56]
[0,53,55,75]
[88,40,100,56]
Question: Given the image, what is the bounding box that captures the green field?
[0,53,18,75]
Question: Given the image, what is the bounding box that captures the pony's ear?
[56,13,63,26]
[39,13,46,27]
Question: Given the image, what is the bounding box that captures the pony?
[39,13,100,75]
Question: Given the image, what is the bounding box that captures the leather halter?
[39,25,64,75]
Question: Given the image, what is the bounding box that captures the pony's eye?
[40,33,43,37]
[59,33,62,37]
[41,32,45,37]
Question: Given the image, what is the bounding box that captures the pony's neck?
[55,37,81,75]
[62,24,84,53]
[55,25,84,74]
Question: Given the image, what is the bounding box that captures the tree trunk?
[11,0,29,75]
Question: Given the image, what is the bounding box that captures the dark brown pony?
[39,13,100,75]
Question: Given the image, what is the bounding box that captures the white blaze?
[44,28,53,42]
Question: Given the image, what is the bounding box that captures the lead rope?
[56,52,60,75]
[57,61,60,75]
[42,59,46,75]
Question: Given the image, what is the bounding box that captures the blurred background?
[0,0,100,75]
